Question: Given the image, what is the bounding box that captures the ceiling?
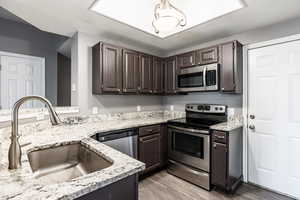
[90,0,245,38]
[0,6,29,24]
[1,0,300,54]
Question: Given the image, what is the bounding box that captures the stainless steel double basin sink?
[27,143,113,184]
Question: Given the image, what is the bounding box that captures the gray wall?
[0,18,68,105]
[163,93,242,111]
[71,32,163,114]
[71,17,300,113]
[163,17,300,111]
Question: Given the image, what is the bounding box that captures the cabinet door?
[164,57,177,94]
[177,51,195,68]
[220,42,235,92]
[196,46,218,65]
[160,124,168,167]
[139,54,153,94]
[153,57,164,94]
[211,142,228,187]
[122,49,140,93]
[92,43,102,94]
[139,134,161,173]
[102,43,122,93]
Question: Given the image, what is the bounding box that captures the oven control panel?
[185,104,227,114]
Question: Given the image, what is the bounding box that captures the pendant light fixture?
[152,0,187,34]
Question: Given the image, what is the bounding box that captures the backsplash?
[0,110,185,141]
[0,107,80,128]
[162,92,242,111]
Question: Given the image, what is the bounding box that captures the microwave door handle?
[203,66,207,88]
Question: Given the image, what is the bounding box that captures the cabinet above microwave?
[175,41,243,94]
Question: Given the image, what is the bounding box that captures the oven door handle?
[168,125,209,134]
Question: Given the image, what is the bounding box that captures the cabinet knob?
[249,114,255,119]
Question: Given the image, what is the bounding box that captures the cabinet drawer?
[212,131,227,144]
[139,125,161,137]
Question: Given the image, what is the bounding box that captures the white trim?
[248,33,300,50]
[242,45,249,182]
[0,51,45,62]
[244,33,300,184]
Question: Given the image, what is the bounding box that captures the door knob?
[249,125,255,130]
[250,115,255,119]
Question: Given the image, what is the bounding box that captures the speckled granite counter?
[0,109,242,200]
[210,119,243,132]
[0,111,184,200]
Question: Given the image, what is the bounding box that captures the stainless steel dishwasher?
[92,128,138,159]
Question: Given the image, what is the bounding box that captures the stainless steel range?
[167,103,227,190]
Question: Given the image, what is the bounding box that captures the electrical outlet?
[170,105,174,111]
[92,107,98,114]
[228,108,235,116]
[137,105,141,112]
[71,83,76,92]
[36,113,45,121]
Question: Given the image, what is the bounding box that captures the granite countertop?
[0,110,242,200]
[210,119,243,132]
[0,112,182,200]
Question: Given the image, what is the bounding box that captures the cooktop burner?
[168,104,228,130]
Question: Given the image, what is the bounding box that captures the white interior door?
[0,52,45,109]
[248,40,300,199]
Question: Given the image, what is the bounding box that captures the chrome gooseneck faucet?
[8,96,61,170]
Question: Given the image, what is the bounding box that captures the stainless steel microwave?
[177,63,219,92]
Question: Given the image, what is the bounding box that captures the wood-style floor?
[139,171,295,200]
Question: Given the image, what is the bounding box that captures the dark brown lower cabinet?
[76,174,138,200]
[138,124,166,174]
[211,128,243,193]
[160,124,168,167]
[139,133,161,173]
[211,142,228,187]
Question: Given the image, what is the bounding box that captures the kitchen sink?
[27,143,113,184]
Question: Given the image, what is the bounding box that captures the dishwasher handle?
[93,128,137,142]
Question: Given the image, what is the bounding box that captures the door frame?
[243,33,300,183]
[0,51,46,109]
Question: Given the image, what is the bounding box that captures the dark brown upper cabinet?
[196,46,219,65]
[164,57,177,94]
[177,51,196,68]
[122,49,140,93]
[139,53,153,94]
[219,41,243,93]
[152,57,164,94]
[92,42,122,94]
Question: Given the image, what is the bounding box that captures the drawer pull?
[215,135,225,139]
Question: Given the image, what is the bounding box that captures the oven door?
[168,125,210,172]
